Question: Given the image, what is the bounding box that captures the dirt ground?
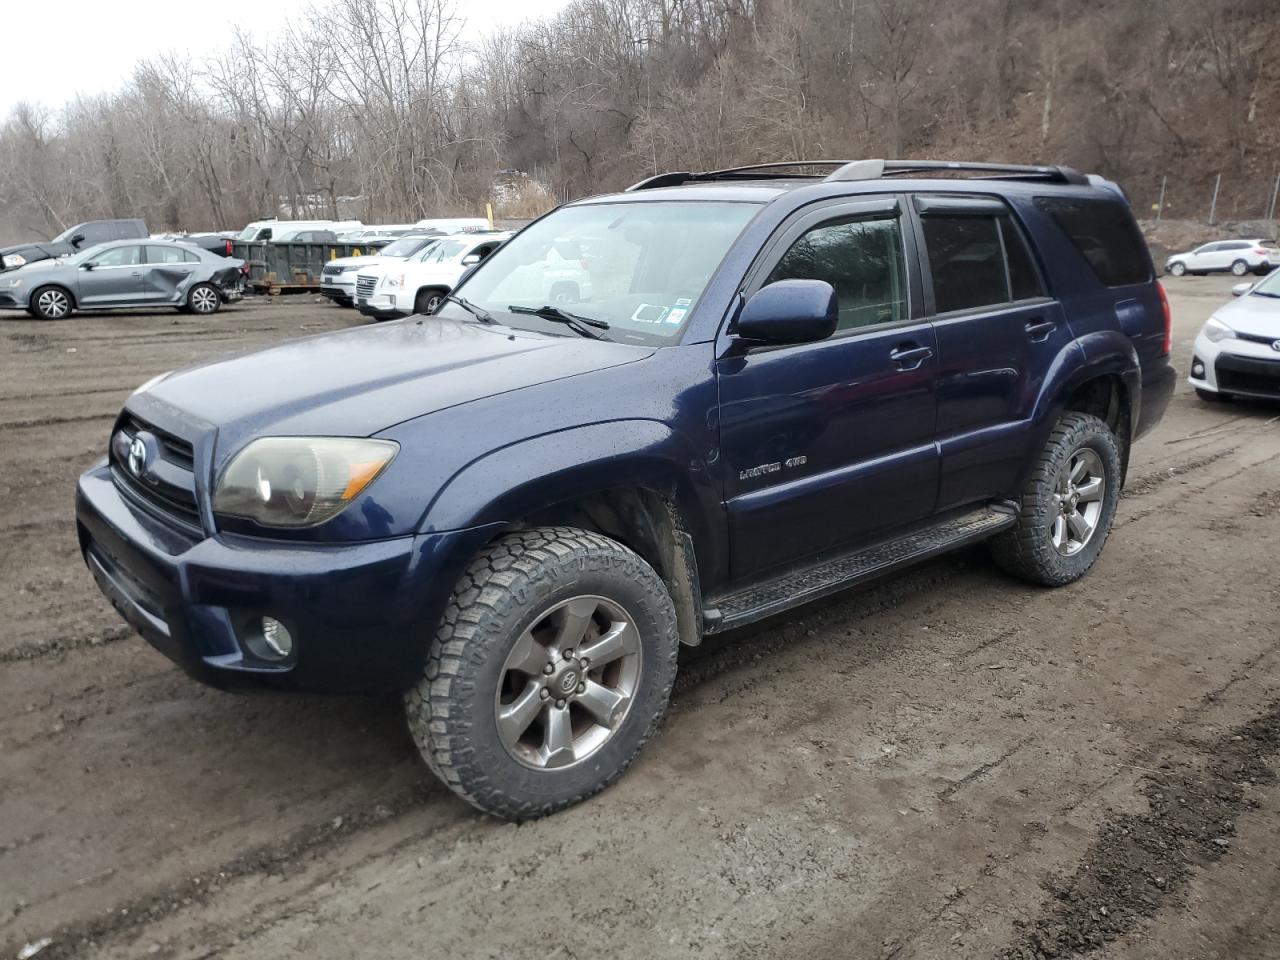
[2,277,1278,960]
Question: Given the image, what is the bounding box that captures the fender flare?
[420,418,723,578]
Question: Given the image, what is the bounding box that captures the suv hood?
[1219,292,1280,337]
[139,318,653,456]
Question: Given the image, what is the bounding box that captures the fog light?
[244,616,294,661]
[1191,359,1205,378]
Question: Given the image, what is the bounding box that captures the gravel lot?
[2,278,1278,960]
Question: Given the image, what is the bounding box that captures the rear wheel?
[1230,259,1249,277]
[187,283,221,315]
[405,527,680,820]
[31,286,73,320]
[991,412,1122,587]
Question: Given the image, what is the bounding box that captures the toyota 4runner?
[76,159,1175,819]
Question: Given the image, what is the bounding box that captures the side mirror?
[735,279,838,344]
[1231,282,1254,297]
[70,233,86,247]
[461,254,481,266]
[81,261,97,271]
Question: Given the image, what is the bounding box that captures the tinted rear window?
[1034,197,1151,286]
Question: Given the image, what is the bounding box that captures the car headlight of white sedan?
[2,254,27,269]
[1202,317,1236,343]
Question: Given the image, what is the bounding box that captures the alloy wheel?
[494,595,643,770]
[192,287,219,313]
[36,289,69,319]
[1050,448,1105,556]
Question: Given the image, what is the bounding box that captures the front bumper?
[0,290,26,309]
[76,460,500,693]
[1189,332,1280,400]
[356,291,408,320]
[320,276,356,302]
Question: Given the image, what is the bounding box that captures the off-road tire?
[990,413,1122,587]
[405,527,680,820]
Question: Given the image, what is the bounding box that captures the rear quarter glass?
[1033,196,1151,287]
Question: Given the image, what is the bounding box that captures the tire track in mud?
[994,701,1280,960]
[0,780,456,960]
[0,625,132,664]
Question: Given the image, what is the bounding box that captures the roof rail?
[627,159,1089,191]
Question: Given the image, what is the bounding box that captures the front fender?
[421,419,724,581]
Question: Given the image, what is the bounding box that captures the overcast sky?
[1,0,572,118]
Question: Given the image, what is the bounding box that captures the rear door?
[718,196,939,579]
[911,194,1068,512]
[77,244,145,306]
[139,245,200,303]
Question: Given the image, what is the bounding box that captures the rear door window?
[146,245,198,264]
[1033,196,1151,286]
[917,205,1045,313]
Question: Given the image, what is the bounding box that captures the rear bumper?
[76,460,502,694]
[1136,356,1177,439]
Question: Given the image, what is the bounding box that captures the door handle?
[130,271,142,276]
[1024,319,1057,342]
[889,344,934,370]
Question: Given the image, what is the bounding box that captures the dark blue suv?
[76,160,1175,818]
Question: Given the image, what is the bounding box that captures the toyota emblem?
[1272,340,1280,353]
[125,431,159,479]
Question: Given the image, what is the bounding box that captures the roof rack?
[626,159,1089,191]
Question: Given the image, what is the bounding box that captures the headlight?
[213,437,398,528]
[1203,317,1236,343]
[2,254,26,269]
[384,273,404,290]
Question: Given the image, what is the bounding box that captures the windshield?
[1250,269,1280,297]
[447,201,760,344]
[381,236,434,258]
[51,224,81,243]
[414,239,470,264]
[235,225,265,241]
[66,242,114,265]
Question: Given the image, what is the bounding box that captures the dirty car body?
[76,159,1175,819]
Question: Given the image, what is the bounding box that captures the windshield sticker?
[631,303,668,324]
[664,308,687,325]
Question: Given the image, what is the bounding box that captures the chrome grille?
[109,413,202,531]
[356,274,378,298]
[322,263,345,277]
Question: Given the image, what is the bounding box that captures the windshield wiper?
[507,304,610,340]
[443,294,496,323]
[1250,290,1280,299]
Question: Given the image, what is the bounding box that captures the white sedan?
[1166,239,1276,277]
[355,232,512,321]
[1189,269,1280,401]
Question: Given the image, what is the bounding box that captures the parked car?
[320,233,443,306]
[1,239,246,319]
[162,233,238,258]
[271,228,339,244]
[234,219,362,242]
[1165,238,1277,277]
[1,219,148,272]
[413,217,491,234]
[354,231,511,319]
[75,159,1174,819]
[1188,268,1280,401]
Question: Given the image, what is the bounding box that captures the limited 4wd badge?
[739,456,806,481]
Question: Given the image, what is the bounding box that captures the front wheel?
[31,286,73,320]
[406,527,680,819]
[187,283,222,315]
[991,413,1122,587]
[1230,259,1249,277]
[414,288,446,315]
[1168,261,1187,277]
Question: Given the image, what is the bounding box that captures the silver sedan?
[0,239,246,320]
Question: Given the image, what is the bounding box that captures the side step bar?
[702,504,1018,634]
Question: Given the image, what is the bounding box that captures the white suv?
[355,233,512,320]
[1166,239,1277,277]
[320,234,442,306]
